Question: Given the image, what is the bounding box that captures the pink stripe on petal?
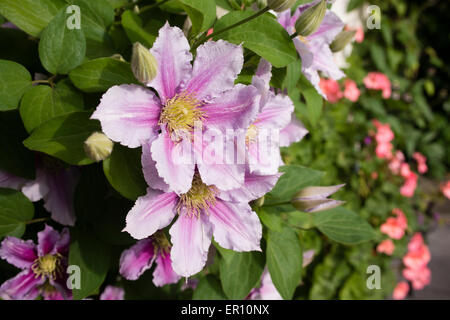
[153,251,181,287]
[37,225,60,256]
[0,237,37,269]
[183,40,243,100]
[151,130,195,194]
[149,22,193,102]
[124,189,178,240]
[255,93,294,130]
[100,286,125,300]
[119,239,155,280]
[208,200,262,252]
[0,270,44,300]
[169,212,212,277]
[91,84,162,148]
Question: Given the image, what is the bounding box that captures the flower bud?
[84,132,114,162]
[131,42,158,85]
[330,30,356,52]
[267,0,296,12]
[253,196,265,207]
[295,0,327,37]
[291,184,345,213]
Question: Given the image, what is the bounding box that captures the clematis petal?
[208,200,262,252]
[255,93,294,130]
[37,225,60,256]
[55,228,70,256]
[152,251,181,287]
[247,136,282,175]
[0,170,27,190]
[119,239,155,280]
[308,11,344,44]
[151,130,195,194]
[91,84,162,148]
[309,40,345,80]
[279,116,308,147]
[149,22,193,102]
[100,286,125,300]
[252,59,272,106]
[183,40,243,100]
[218,172,282,203]
[202,84,259,130]
[169,212,212,277]
[124,189,178,240]
[0,269,44,300]
[0,237,37,269]
[142,138,170,192]
[41,167,79,227]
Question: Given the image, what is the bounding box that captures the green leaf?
[103,145,147,201]
[265,165,324,205]
[0,59,32,111]
[255,207,284,232]
[283,60,302,93]
[179,0,216,35]
[121,10,157,48]
[69,57,138,92]
[266,228,302,299]
[193,275,227,300]
[23,112,101,166]
[299,75,323,127]
[68,228,111,300]
[20,80,84,133]
[0,0,65,37]
[0,111,35,179]
[39,8,86,75]
[0,188,34,238]
[313,207,376,244]
[213,11,298,68]
[66,0,115,58]
[218,247,264,299]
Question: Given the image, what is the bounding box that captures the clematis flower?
[441,181,450,199]
[100,286,125,300]
[376,239,395,256]
[319,78,342,103]
[92,22,260,194]
[363,72,391,99]
[124,155,281,276]
[343,79,360,102]
[0,161,79,226]
[247,269,282,300]
[119,232,180,286]
[393,281,409,300]
[246,59,308,174]
[278,1,345,98]
[0,225,71,300]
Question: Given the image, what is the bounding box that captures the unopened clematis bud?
[295,0,326,37]
[291,184,345,213]
[330,30,356,52]
[131,42,158,85]
[267,0,296,12]
[84,132,114,162]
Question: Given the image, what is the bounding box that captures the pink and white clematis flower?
[246,59,308,174]
[92,22,260,194]
[124,156,281,277]
[119,232,180,287]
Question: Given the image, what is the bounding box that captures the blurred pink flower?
[402,232,431,290]
[375,142,393,159]
[441,181,450,199]
[319,78,343,103]
[388,151,404,175]
[380,217,405,240]
[413,152,428,174]
[343,79,360,102]
[364,72,391,99]
[355,27,364,43]
[100,286,124,300]
[393,281,409,300]
[375,123,394,144]
[400,173,418,198]
[376,239,395,255]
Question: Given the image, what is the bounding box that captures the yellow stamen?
[177,173,218,218]
[31,254,62,281]
[152,231,171,257]
[298,35,309,44]
[246,124,259,144]
[159,91,204,140]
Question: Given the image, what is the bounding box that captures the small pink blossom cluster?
[363,72,391,99]
[319,78,360,103]
[402,233,432,291]
[379,208,408,242]
[371,120,427,198]
[440,180,450,199]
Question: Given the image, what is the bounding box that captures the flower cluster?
[363,72,391,99]
[92,23,307,279]
[379,208,408,241]
[319,78,360,103]
[402,233,432,291]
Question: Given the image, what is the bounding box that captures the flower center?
[298,35,309,44]
[152,231,171,257]
[159,91,204,139]
[31,254,62,280]
[177,173,218,218]
[246,124,259,144]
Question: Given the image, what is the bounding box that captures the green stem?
[290,32,298,39]
[263,201,292,207]
[140,0,171,14]
[193,6,270,49]
[26,217,50,225]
